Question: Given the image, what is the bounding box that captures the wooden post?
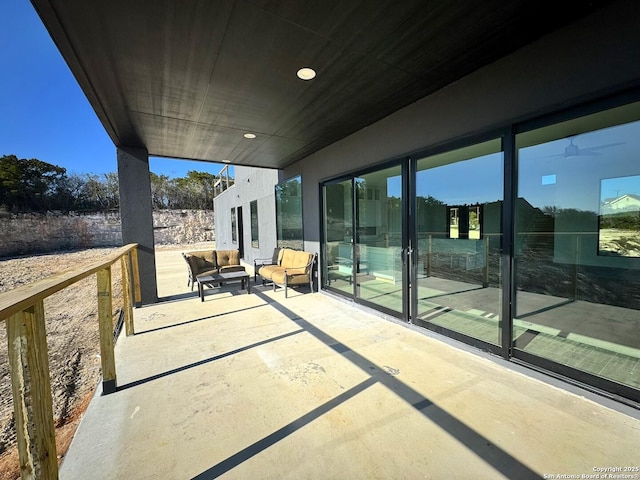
[7,302,59,480]
[130,247,142,305]
[97,267,117,394]
[121,254,135,336]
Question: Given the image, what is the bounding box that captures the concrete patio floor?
[60,249,640,479]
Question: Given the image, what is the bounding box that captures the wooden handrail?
[2,243,140,480]
[0,243,140,321]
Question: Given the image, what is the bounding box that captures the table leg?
[247,277,251,294]
[199,281,204,302]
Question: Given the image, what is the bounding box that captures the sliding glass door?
[514,107,640,394]
[323,179,354,295]
[322,163,407,318]
[354,165,405,316]
[320,98,640,403]
[412,140,504,347]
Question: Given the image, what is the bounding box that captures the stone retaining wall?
[152,209,215,245]
[0,210,214,257]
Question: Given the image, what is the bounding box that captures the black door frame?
[237,206,244,258]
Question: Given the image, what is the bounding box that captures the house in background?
[602,193,640,212]
[31,0,640,406]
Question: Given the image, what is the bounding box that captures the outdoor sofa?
[182,249,245,290]
[256,248,316,298]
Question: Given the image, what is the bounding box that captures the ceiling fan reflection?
[543,136,625,158]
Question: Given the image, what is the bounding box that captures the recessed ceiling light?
[244,133,256,139]
[297,67,316,81]
[222,159,231,163]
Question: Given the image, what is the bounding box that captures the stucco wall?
[214,166,280,265]
[0,210,214,257]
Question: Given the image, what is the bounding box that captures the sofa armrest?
[282,253,317,276]
[254,257,276,281]
[254,248,283,281]
[254,256,276,265]
[182,252,203,290]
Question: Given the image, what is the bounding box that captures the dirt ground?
[598,228,640,257]
[0,243,205,480]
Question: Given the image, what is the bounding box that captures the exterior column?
[117,147,158,304]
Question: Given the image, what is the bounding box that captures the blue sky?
[0,0,227,179]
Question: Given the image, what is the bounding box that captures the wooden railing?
[0,244,141,480]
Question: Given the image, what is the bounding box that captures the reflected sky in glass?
[601,175,640,202]
[376,119,639,213]
[518,121,639,212]
[417,153,503,205]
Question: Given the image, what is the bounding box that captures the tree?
[185,170,217,210]
[168,171,218,210]
[1,153,219,212]
[150,172,172,209]
[52,173,86,210]
[0,155,67,211]
[102,172,120,210]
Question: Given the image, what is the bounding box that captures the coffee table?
[196,271,251,301]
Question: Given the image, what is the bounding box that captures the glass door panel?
[354,165,405,316]
[515,114,640,392]
[322,179,354,294]
[414,140,503,345]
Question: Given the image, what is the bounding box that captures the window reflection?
[231,208,237,244]
[415,139,503,346]
[323,180,353,292]
[354,166,404,316]
[515,117,640,391]
[250,200,259,248]
[599,175,640,257]
[276,175,303,250]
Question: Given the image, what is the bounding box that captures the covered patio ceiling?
[31,0,610,170]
